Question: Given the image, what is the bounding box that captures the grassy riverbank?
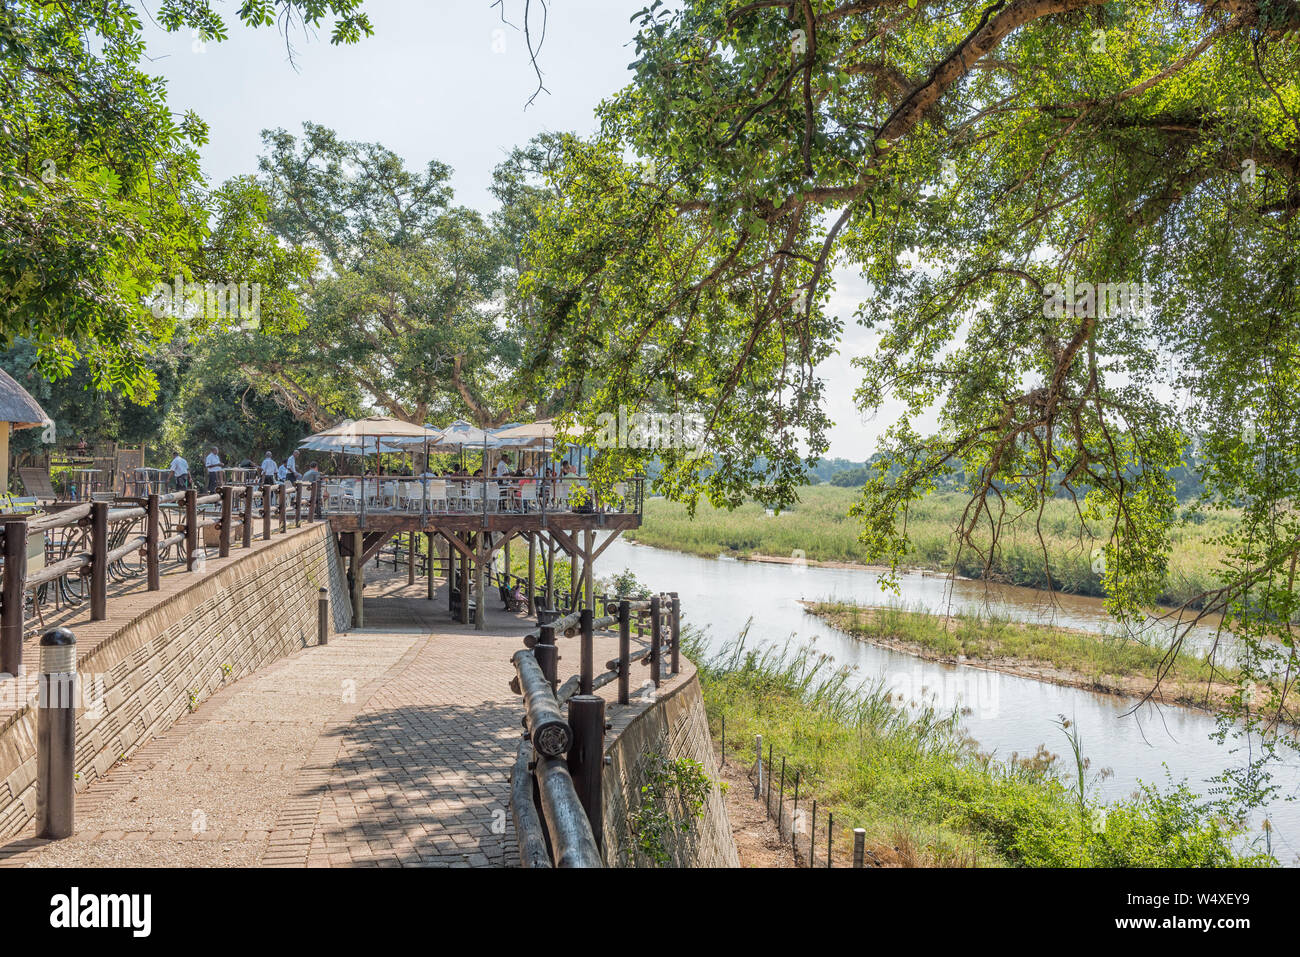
[687,632,1271,867]
[805,602,1252,715]
[628,488,1233,608]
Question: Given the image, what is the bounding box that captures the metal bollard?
[853,828,866,868]
[753,734,763,799]
[37,627,76,839]
[318,587,329,646]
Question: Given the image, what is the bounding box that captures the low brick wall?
[600,667,739,868]
[0,522,351,839]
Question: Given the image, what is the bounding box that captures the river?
[601,538,1300,862]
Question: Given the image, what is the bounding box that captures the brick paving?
[0,564,687,868]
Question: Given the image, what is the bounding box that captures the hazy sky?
[141,0,915,461]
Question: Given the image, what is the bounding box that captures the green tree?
[519,2,1300,755]
[0,1,373,398]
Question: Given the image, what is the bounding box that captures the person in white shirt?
[169,453,190,491]
[276,463,288,482]
[204,446,223,492]
[285,451,298,481]
[260,452,277,486]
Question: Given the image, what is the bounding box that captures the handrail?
[507,591,682,868]
[0,479,324,675]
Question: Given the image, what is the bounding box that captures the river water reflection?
[603,538,1300,861]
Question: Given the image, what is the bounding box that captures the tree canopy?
[516,1,1300,739]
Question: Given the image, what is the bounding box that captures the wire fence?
[719,715,875,868]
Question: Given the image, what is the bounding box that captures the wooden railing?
[315,474,645,519]
[0,480,323,676]
[508,593,681,868]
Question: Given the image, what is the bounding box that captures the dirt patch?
[714,749,796,868]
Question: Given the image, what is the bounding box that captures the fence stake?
[791,771,800,851]
[720,714,726,767]
[853,828,866,868]
[567,695,605,852]
[318,587,329,646]
[146,493,160,589]
[219,485,232,558]
[810,800,817,867]
[766,744,773,812]
[778,757,786,832]
[617,600,630,705]
[37,627,76,840]
[185,488,198,571]
[1,519,28,675]
[753,734,763,799]
[669,591,680,676]
[90,502,108,621]
[579,606,593,695]
[649,594,661,688]
[827,812,833,868]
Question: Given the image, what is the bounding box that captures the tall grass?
[685,627,1271,867]
[630,488,1234,608]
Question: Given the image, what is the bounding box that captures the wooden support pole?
[460,537,471,624]
[474,538,486,631]
[426,532,435,600]
[583,528,594,610]
[1,519,28,675]
[146,493,160,590]
[527,532,536,616]
[261,484,272,541]
[351,529,364,627]
[448,540,457,617]
[219,485,232,558]
[90,501,108,621]
[407,530,416,586]
[545,534,555,610]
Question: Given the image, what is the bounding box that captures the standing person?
[260,450,277,486]
[169,451,191,491]
[285,449,299,481]
[204,446,223,492]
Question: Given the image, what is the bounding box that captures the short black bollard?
[318,587,329,646]
[37,627,76,839]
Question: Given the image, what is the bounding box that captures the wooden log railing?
[0,480,322,676]
[507,592,682,868]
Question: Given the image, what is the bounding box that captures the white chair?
[426,479,447,512]
[518,480,538,512]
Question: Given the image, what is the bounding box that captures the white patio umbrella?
[300,416,443,520]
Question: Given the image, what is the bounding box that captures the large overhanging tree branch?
[521,1,1300,740]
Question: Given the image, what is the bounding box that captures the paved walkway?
[0,566,679,868]
[0,571,556,867]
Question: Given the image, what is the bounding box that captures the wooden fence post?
[294,482,303,527]
[185,488,198,571]
[1,519,28,675]
[243,484,254,549]
[219,485,233,558]
[579,606,593,696]
[310,479,322,520]
[670,591,680,676]
[146,493,160,590]
[649,593,661,689]
[567,695,605,852]
[262,484,271,541]
[90,501,108,621]
[278,482,288,533]
[617,599,630,705]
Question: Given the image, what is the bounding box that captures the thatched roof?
[0,368,48,430]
